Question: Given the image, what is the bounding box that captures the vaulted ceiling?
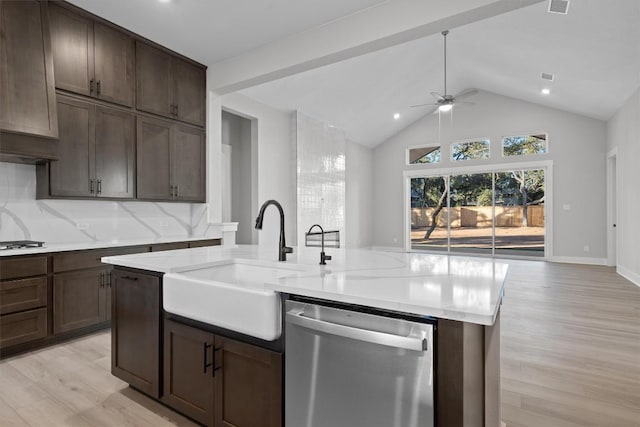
[241,0,640,147]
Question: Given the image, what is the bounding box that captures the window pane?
[408,146,441,164]
[452,140,490,161]
[449,173,493,255]
[494,170,545,257]
[410,176,448,252]
[502,134,547,156]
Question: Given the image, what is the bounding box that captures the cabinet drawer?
[188,239,221,249]
[0,256,47,280]
[0,277,47,315]
[53,246,146,272]
[0,308,47,349]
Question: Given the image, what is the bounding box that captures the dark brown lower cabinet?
[53,267,109,334]
[163,319,216,426]
[0,308,47,348]
[162,318,283,427]
[215,336,283,427]
[111,269,161,398]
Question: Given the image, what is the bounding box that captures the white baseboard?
[617,265,640,287]
[549,256,607,266]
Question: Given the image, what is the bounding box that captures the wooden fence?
[411,205,544,228]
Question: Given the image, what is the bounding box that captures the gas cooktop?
[0,240,45,250]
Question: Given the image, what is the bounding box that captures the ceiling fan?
[412,30,478,112]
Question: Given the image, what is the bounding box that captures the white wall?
[222,111,255,244]
[372,90,607,261]
[0,162,213,244]
[346,140,373,248]
[211,93,295,256]
[606,88,640,284]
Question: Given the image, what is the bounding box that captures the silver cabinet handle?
[286,311,428,351]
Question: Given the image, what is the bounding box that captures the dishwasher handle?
[286,311,428,352]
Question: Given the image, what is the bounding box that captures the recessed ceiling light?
[393,113,400,120]
[158,0,171,3]
[541,88,551,95]
[438,104,453,112]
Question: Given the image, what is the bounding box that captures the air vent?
[541,73,554,81]
[548,0,570,14]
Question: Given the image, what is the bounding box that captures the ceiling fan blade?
[430,92,445,101]
[454,89,478,100]
[411,103,439,108]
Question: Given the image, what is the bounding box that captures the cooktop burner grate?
[0,240,46,250]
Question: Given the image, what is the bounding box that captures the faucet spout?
[307,224,332,265]
[255,200,293,261]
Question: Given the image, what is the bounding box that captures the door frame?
[403,159,554,260]
[606,148,618,267]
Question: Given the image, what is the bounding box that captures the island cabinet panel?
[111,269,161,398]
[50,4,134,107]
[163,319,216,426]
[0,0,58,139]
[44,95,135,199]
[53,267,109,334]
[137,41,206,126]
[215,336,283,427]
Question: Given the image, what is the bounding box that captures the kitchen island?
[103,245,507,427]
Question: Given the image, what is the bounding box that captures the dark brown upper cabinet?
[137,116,205,202]
[137,41,205,127]
[49,3,134,107]
[0,0,58,139]
[42,96,135,199]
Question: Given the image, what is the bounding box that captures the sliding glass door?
[410,168,545,258]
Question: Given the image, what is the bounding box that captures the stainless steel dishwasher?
[285,299,434,427]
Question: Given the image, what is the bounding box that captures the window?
[408,145,441,164]
[502,134,547,157]
[451,139,490,161]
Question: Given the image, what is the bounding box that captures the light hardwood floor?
[500,261,640,427]
[0,261,638,426]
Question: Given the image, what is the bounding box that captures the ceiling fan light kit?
[411,29,478,112]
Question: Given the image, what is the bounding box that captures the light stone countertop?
[102,244,508,325]
[0,234,222,257]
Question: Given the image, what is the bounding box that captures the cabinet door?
[136,42,173,118]
[0,1,58,138]
[214,336,283,427]
[111,269,160,398]
[94,23,134,107]
[173,58,205,126]
[94,106,135,198]
[163,319,215,427]
[49,3,94,97]
[172,125,205,202]
[53,268,107,334]
[50,96,95,197]
[137,116,172,200]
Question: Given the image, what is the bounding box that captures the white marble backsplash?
[0,162,215,244]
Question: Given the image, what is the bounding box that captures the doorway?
[607,149,617,266]
[221,110,257,244]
